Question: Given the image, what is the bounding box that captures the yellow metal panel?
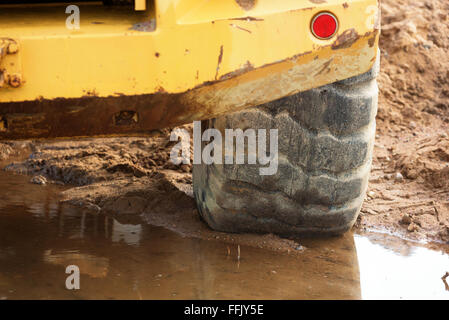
[0,0,379,104]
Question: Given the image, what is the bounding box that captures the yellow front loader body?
[0,0,380,139]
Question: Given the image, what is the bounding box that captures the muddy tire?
[193,57,379,236]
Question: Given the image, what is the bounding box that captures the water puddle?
[0,170,448,300]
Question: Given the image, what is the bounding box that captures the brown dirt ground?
[356,0,449,243]
[1,0,448,248]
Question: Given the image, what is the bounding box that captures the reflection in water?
[0,171,448,300]
[43,250,109,279]
[111,220,142,246]
[356,235,449,300]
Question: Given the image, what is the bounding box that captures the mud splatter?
[236,0,256,11]
[331,29,360,50]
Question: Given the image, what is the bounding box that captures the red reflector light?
[311,12,338,40]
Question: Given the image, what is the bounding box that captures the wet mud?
[0,171,448,300]
[357,0,449,243]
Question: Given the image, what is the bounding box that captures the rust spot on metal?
[1,38,18,55]
[0,93,188,140]
[85,89,99,97]
[7,42,18,54]
[8,73,21,88]
[155,52,160,57]
[215,45,224,80]
[331,29,360,50]
[368,30,378,47]
[342,2,349,8]
[1,39,21,89]
[229,23,252,33]
[0,113,47,137]
[235,0,256,11]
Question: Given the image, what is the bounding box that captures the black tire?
[193,56,379,236]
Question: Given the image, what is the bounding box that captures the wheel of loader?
[193,55,380,237]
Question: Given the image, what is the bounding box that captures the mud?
[0,171,448,299]
[357,0,449,243]
[1,134,303,254]
[1,0,449,246]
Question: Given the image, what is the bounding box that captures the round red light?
[311,12,338,40]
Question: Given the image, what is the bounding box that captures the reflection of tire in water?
[0,173,361,299]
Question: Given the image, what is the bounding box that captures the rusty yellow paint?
[0,38,22,89]
[0,0,379,104]
[0,31,379,141]
[181,32,379,122]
